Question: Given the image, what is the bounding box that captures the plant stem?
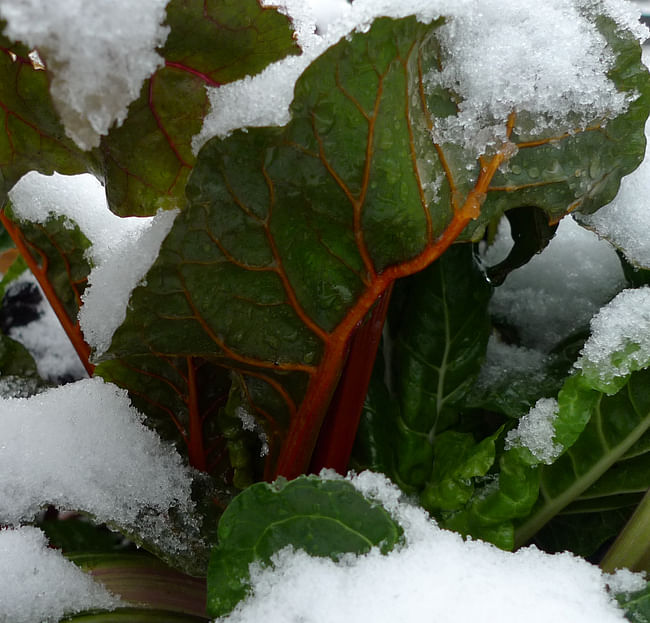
[0,211,95,376]
[309,283,393,475]
[601,488,650,574]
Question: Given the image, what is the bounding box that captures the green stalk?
[601,488,650,574]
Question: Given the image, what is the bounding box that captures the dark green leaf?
[206,475,402,617]
[104,11,648,481]
[99,0,300,216]
[0,30,93,207]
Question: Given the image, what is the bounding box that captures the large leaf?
[617,582,650,623]
[103,11,650,479]
[206,475,402,617]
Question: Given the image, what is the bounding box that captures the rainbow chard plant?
[2,0,650,621]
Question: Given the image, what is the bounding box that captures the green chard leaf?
[0,0,299,215]
[515,369,650,548]
[103,10,648,483]
[206,475,402,617]
[99,0,300,216]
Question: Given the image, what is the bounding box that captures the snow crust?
[195,0,645,158]
[0,0,170,149]
[0,377,198,553]
[505,398,563,463]
[575,286,650,390]
[486,216,625,352]
[0,526,121,623]
[215,471,640,623]
[8,172,178,357]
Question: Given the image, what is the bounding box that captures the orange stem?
[309,283,393,475]
[0,211,95,376]
[273,120,515,480]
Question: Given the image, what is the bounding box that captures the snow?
[5,273,87,383]
[578,115,650,269]
[194,0,645,159]
[505,398,563,464]
[214,471,642,623]
[486,216,625,352]
[8,172,178,358]
[0,526,121,623]
[0,377,199,554]
[0,0,170,150]
[575,286,650,391]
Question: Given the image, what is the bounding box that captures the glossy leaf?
[206,475,402,617]
[105,10,648,481]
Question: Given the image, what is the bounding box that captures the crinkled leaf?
[207,475,402,617]
[108,11,647,480]
[421,427,501,513]
[99,0,300,216]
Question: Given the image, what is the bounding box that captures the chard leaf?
[420,427,501,512]
[0,0,298,215]
[515,369,650,548]
[99,0,300,216]
[206,475,402,617]
[105,10,648,481]
[0,32,92,206]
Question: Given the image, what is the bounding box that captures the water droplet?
[528,167,539,179]
[511,165,522,175]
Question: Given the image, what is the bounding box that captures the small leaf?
[206,475,402,617]
[616,582,650,623]
[421,428,501,513]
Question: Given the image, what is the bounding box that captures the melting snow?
[576,286,650,391]
[505,398,563,463]
[195,0,645,159]
[0,377,199,553]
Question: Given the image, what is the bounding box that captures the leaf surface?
[99,0,300,216]
[206,475,402,617]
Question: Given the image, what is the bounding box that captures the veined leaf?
[104,11,648,481]
[616,582,650,623]
[99,0,300,216]
[0,30,93,206]
[515,369,650,548]
[0,1,298,216]
[206,475,402,617]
